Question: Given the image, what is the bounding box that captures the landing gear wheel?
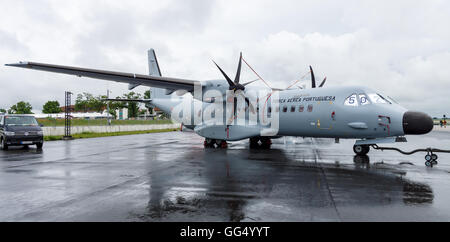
[353,145,370,155]
[249,137,272,149]
[425,153,438,167]
[204,138,215,148]
[1,138,8,150]
[260,137,272,149]
[220,140,228,149]
[249,137,260,149]
[431,154,438,161]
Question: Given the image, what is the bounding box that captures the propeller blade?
[245,97,256,114]
[310,66,316,88]
[319,77,327,88]
[234,97,237,117]
[242,78,259,86]
[234,52,243,84]
[213,60,235,87]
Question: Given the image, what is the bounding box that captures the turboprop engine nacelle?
[198,79,230,103]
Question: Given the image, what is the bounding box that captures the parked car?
[0,114,44,150]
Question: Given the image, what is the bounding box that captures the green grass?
[37,118,173,127]
[44,128,179,141]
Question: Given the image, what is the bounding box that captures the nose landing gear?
[353,145,370,155]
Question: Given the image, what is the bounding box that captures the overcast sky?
[0,0,449,116]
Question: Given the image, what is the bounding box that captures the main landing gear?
[249,137,272,149]
[204,138,228,149]
[353,145,370,155]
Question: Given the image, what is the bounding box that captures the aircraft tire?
[204,139,215,148]
[260,137,272,149]
[249,137,260,149]
[220,140,228,149]
[353,145,369,155]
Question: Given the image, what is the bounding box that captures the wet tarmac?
[0,130,450,222]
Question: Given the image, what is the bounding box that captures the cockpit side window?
[368,93,390,104]
[387,96,398,104]
[344,94,358,106]
[359,94,370,105]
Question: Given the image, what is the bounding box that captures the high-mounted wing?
[5,61,198,92]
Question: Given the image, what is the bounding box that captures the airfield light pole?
[107,89,111,126]
[63,91,73,140]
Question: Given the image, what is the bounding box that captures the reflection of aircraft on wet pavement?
[6,49,437,165]
[142,148,433,221]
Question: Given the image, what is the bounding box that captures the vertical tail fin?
[147,49,172,99]
[148,49,162,77]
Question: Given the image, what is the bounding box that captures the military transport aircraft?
[6,49,434,157]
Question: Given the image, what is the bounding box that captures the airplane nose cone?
[403,111,434,135]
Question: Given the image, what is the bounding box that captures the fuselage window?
[307,104,313,112]
[344,94,358,106]
[299,105,304,112]
[290,106,296,112]
[268,107,272,113]
[282,106,288,112]
[359,94,370,105]
[368,93,389,104]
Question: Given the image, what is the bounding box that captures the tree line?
[0,91,151,119]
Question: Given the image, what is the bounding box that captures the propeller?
[309,65,327,88]
[310,66,316,88]
[213,52,256,122]
[213,52,246,92]
[319,77,327,87]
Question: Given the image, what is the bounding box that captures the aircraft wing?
[5,61,198,92]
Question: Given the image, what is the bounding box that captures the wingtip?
[5,61,29,67]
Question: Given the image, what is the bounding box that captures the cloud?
[0,0,449,117]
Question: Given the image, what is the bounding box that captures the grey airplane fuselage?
[151,81,408,141]
[275,86,406,139]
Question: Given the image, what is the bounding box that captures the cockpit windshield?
[344,93,392,106]
[359,94,370,105]
[344,94,358,106]
[367,93,391,104]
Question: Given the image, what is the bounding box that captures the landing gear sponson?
[249,137,272,149]
[203,137,273,149]
[204,139,228,149]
